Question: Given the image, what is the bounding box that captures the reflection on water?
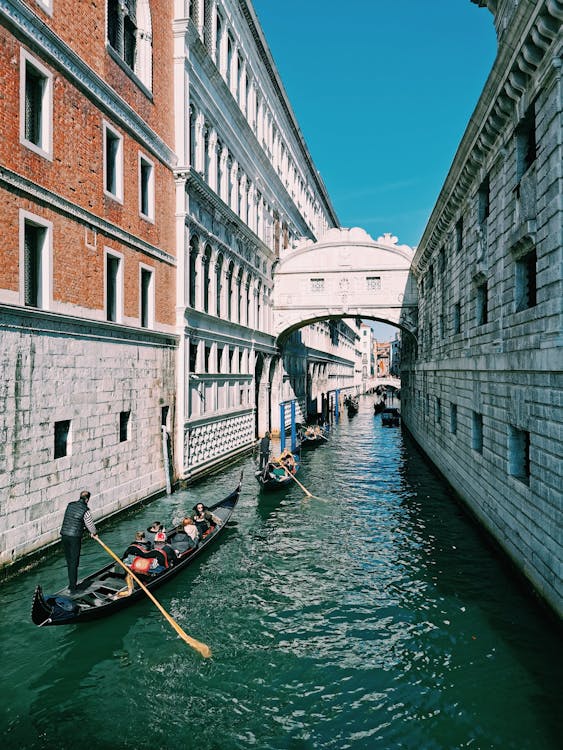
[1,395,561,749]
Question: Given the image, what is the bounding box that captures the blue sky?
[252,0,497,251]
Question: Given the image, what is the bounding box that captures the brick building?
[0,0,178,566]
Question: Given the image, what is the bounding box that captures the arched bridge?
[273,228,418,342]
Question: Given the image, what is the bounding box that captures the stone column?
[194,110,205,174]
[230,161,239,213]
[219,145,229,202]
[239,174,248,222]
[208,129,218,192]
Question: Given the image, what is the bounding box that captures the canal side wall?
[401,1,562,618]
[0,307,177,570]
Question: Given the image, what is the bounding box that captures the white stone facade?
[0,308,176,567]
[172,0,356,478]
[402,0,563,616]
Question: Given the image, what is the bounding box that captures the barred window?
[366,276,381,291]
[311,278,324,292]
[20,51,52,158]
[107,0,153,90]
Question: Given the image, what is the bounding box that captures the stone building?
[401,0,562,616]
[0,0,178,566]
[171,0,353,480]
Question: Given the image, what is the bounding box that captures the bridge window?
[515,248,537,311]
[366,276,381,291]
[310,277,324,292]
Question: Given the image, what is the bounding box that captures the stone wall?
[401,1,562,617]
[0,307,177,568]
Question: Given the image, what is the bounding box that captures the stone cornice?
[413,0,562,274]
[237,0,339,228]
[1,166,177,266]
[0,303,179,347]
[0,0,176,167]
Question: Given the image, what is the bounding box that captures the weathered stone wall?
[401,1,562,616]
[0,307,176,568]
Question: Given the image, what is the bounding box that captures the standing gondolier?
[258,431,271,471]
[60,490,98,592]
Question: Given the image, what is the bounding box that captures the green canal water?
[1,396,561,749]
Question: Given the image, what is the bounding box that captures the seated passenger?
[191,502,221,537]
[122,531,151,564]
[151,531,177,571]
[182,517,200,547]
[146,520,165,545]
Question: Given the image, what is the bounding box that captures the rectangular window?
[515,249,537,311]
[478,176,490,225]
[439,246,446,274]
[104,122,123,201]
[140,266,154,328]
[509,426,530,485]
[455,217,463,253]
[189,340,198,372]
[106,252,122,322]
[366,276,381,291]
[139,154,155,219]
[20,50,52,158]
[119,410,130,442]
[516,103,536,180]
[428,264,434,290]
[472,412,483,454]
[453,302,461,335]
[204,345,212,373]
[450,403,457,435]
[476,281,488,326]
[439,314,445,339]
[311,278,324,292]
[436,397,441,424]
[54,419,71,459]
[20,211,51,310]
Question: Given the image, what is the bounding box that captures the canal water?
[1,396,561,750]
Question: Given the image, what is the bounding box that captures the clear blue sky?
[252,0,497,251]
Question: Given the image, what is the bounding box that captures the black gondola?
[344,396,359,416]
[373,400,385,415]
[31,475,242,627]
[255,452,300,490]
[381,407,401,427]
[299,424,329,448]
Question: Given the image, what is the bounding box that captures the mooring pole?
[280,402,286,451]
[290,400,297,451]
[334,389,340,420]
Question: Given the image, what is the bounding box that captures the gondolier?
[60,490,98,592]
[258,431,271,471]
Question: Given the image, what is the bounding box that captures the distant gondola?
[31,475,242,627]
[344,396,359,416]
[255,450,300,490]
[373,400,385,415]
[381,407,401,427]
[299,424,329,448]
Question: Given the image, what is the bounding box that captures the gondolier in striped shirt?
[60,490,98,592]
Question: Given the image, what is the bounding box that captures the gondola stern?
[31,585,53,626]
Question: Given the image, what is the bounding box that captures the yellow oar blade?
[94,536,212,658]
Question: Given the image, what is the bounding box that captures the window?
[20,50,52,158]
[478,176,490,225]
[439,314,445,339]
[204,345,211,373]
[311,278,324,292]
[509,426,530,485]
[516,103,536,180]
[119,410,130,442]
[472,412,483,454]
[189,340,198,372]
[453,302,461,335]
[189,237,199,309]
[107,0,153,90]
[476,281,488,326]
[367,276,381,291]
[21,212,51,310]
[105,252,123,322]
[455,217,463,253]
[139,154,154,220]
[428,264,434,290]
[436,397,441,424]
[515,249,537,311]
[140,266,154,328]
[104,123,123,201]
[450,403,457,435]
[54,420,71,459]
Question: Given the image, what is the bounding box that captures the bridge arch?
[273,228,418,345]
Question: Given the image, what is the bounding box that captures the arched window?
[227,260,234,320]
[107,0,153,90]
[203,245,212,312]
[215,253,223,317]
[189,236,199,308]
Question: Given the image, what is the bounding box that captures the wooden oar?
[94,536,212,658]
